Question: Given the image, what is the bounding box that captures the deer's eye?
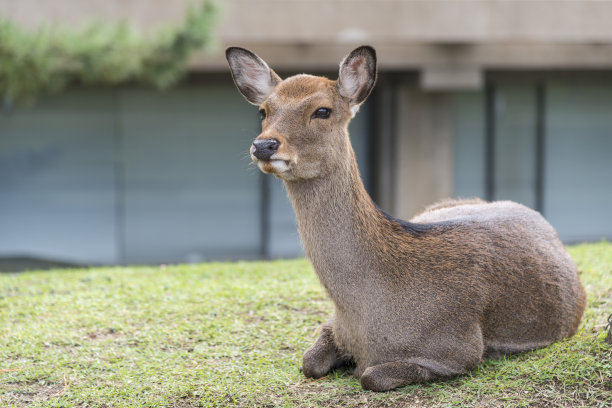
[312,107,332,119]
[259,109,266,121]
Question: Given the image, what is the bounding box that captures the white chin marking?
[259,159,290,174]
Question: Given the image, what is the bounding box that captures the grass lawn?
[1,242,610,407]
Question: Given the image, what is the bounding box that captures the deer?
[225,45,586,392]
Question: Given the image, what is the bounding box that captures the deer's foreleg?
[302,319,350,378]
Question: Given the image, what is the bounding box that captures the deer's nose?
[252,138,280,160]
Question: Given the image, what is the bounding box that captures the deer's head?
[226,46,377,181]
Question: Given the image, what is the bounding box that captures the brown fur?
[226,46,586,392]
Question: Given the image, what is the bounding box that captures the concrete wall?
[5,1,612,43]
[2,0,612,75]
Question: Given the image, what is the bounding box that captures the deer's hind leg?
[359,358,465,392]
[302,319,351,378]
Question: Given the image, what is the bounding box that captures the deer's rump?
[407,199,586,354]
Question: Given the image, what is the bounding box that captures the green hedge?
[0,1,218,104]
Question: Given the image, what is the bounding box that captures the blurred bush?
[0,1,218,104]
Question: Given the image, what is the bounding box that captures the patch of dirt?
[1,380,67,407]
[165,398,205,408]
[85,327,122,341]
[286,377,436,408]
[529,378,612,407]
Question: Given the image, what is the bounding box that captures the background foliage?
[0,1,217,104]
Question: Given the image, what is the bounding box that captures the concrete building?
[2,0,612,268]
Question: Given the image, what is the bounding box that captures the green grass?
[1,242,610,407]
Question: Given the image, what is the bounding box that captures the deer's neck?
[284,148,395,307]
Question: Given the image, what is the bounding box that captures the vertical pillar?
[393,85,454,220]
[370,76,397,212]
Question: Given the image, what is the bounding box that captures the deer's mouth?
[258,159,291,174]
[251,151,293,175]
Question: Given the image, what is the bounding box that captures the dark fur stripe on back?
[375,205,455,236]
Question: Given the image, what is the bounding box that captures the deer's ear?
[337,46,377,111]
[226,47,281,105]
